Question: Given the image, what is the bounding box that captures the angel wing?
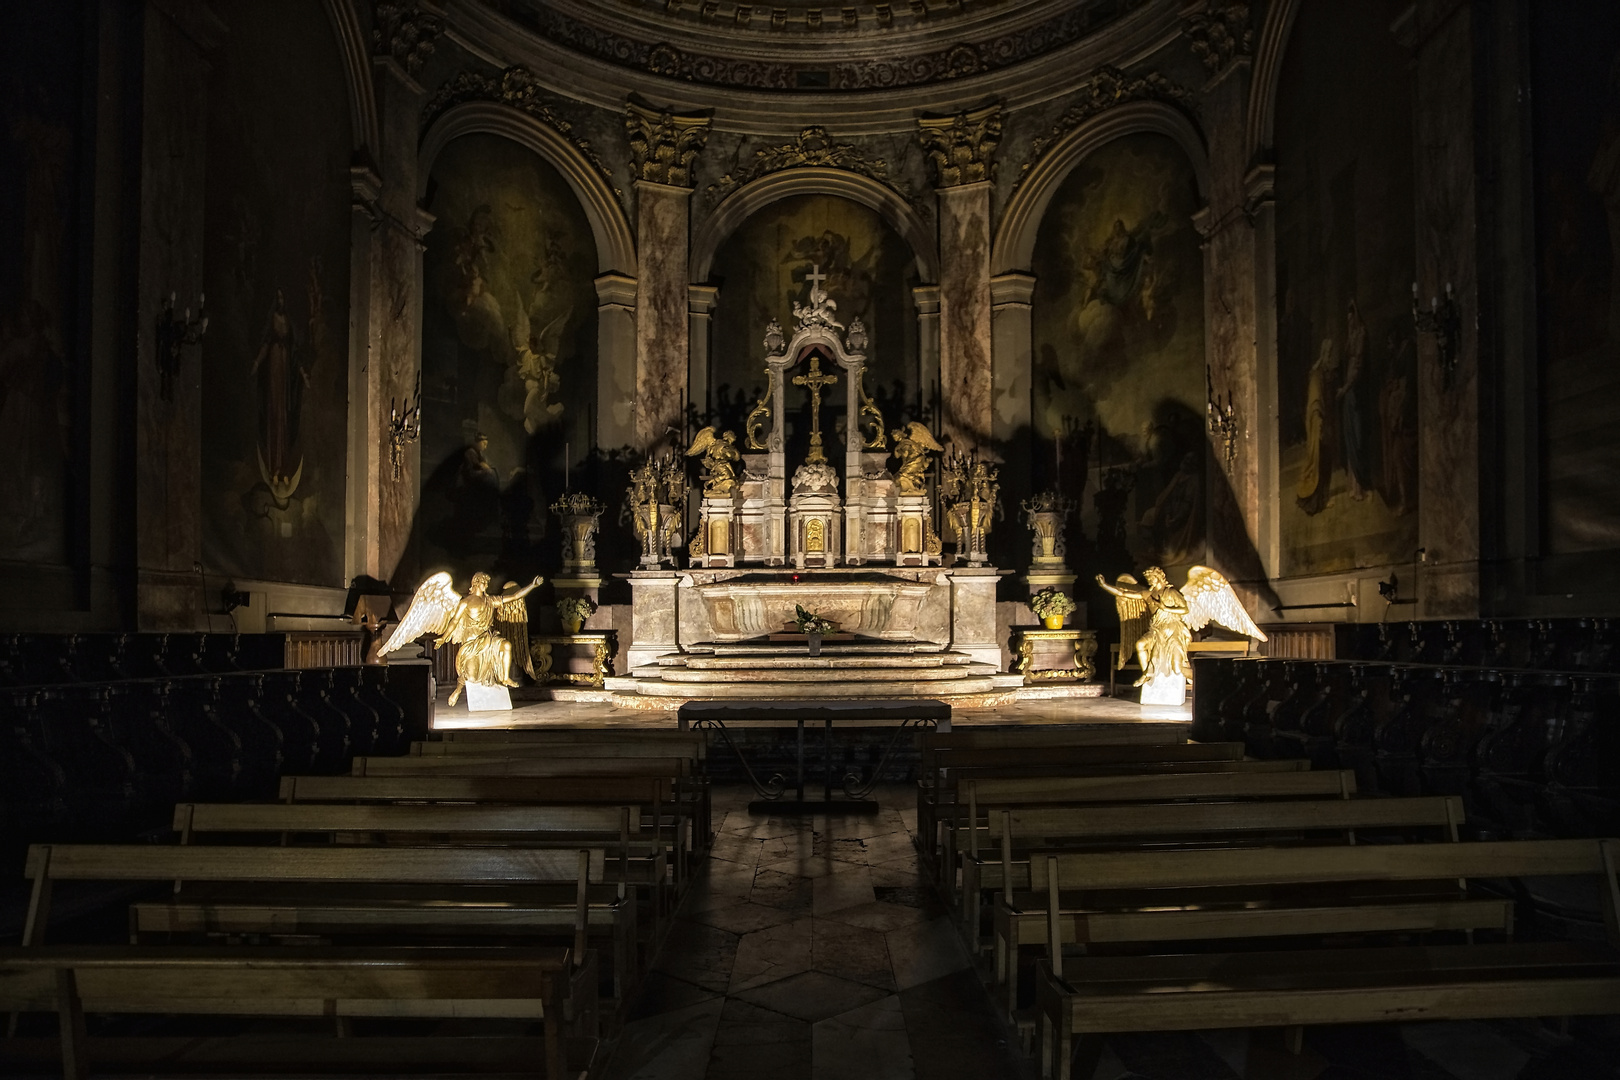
[685,426,719,458]
[378,572,460,657]
[494,582,536,680]
[1111,573,1149,669]
[531,311,568,357]
[903,422,943,452]
[1181,566,1268,641]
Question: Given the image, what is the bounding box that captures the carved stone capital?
[1180,2,1253,76]
[916,105,1003,189]
[626,100,712,188]
[372,1,443,75]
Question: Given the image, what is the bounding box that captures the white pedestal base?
[1138,674,1187,707]
[464,683,514,711]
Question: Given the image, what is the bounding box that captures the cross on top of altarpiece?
[792,356,838,464]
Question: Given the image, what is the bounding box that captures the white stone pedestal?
[625,570,682,669]
[464,683,514,711]
[1138,673,1187,707]
[947,566,1005,669]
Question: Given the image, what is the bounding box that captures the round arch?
[1245,0,1303,165]
[418,102,636,276]
[991,100,1210,276]
[318,0,380,157]
[692,167,939,283]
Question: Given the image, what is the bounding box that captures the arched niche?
[692,167,938,284]
[702,194,929,462]
[992,100,1209,277]
[1027,131,1210,575]
[415,132,604,582]
[419,102,635,276]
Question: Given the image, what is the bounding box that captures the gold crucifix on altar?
[793,355,838,464]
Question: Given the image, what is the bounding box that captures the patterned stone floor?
[602,785,1620,1080]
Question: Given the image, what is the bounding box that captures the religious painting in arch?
[1531,3,1620,584]
[0,3,86,568]
[707,194,925,456]
[415,133,599,585]
[1273,0,1418,577]
[1031,132,1207,580]
[200,0,351,586]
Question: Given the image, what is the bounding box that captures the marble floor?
[602,785,1620,1080]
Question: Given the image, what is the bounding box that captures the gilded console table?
[1013,628,1098,683]
[529,632,616,688]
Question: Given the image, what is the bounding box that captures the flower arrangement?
[1029,587,1076,626]
[557,596,597,633]
[794,604,836,636]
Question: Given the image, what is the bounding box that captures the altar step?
[606,640,1023,709]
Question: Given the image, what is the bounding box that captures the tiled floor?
[604,785,1620,1080]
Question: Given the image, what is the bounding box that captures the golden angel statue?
[685,426,740,497]
[1097,565,1266,706]
[890,422,943,495]
[379,571,544,708]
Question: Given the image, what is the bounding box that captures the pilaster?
[989,272,1036,446]
[688,283,721,420]
[595,273,639,449]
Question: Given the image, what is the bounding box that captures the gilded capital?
[916,105,1003,189]
[626,100,712,188]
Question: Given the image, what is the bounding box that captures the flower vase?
[1043,614,1065,630]
[807,633,822,657]
[564,617,583,635]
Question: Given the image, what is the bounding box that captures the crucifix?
[793,355,838,464]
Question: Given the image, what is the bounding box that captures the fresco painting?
[1273,0,1418,577]
[1031,132,1206,573]
[201,0,350,585]
[418,133,599,581]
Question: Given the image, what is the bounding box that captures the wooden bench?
[1033,838,1620,1080]
[171,801,665,993]
[0,945,588,1080]
[920,726,1190,751]
[987,794,1475,1013]
[22,843,610,1036]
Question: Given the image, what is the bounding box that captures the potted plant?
[1030,587,1076,630]
[794,604,836,657]
[556,596,597,636]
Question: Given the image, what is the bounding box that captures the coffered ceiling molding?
[437,0,1187,135]
[419,101,637,275]
[691,166,938,283]
[992,98,1208,276]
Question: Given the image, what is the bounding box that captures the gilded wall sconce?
[1207,383,1238,468]
[155,292,208,403]
[1412,281,1460,387]
[388,372,422,481]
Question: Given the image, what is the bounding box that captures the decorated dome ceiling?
[484,0,1151,91]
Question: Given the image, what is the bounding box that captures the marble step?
[673,653,971,671]
[702,642,947,657]
[651,662,996,684]
[623,674,1004,699]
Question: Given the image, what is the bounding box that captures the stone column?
[595,273,639,450]
[912,284,940,416]
[688,284,720,420]
[625,101,710,452]
[918,106,1001,451]
[989,272,1035,447]
[133,0,224,628]
[1405,0,1481,618]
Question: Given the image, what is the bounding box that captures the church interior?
[3,0,1620,1077]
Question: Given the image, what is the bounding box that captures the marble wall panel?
[636,182,691,450]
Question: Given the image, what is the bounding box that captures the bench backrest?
[352,755,690,778]
[927,742,1245,772]
[416,737,706,760]
[939,759,1310,788]
[440,728,705,748]
[174,801,642,839]
[963,769,1355,808]
[278,774,674,804]
[921,725,1189,750]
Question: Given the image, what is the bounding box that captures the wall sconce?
[1412,281,1460,387]
[155,292,208,403]
[1207,382,1238,468]
[388,372,422,481]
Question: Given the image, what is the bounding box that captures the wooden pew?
[987,794,1475,1013]
[22,843,610,1037]
[0,945,588,1080]
[946,769,1356,935]
[1032,838,1620,1080]
[171,801,663,994]
[919,725,1190,751]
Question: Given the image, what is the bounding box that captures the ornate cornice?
[916,105,1003,188]
[421,67,618,191]
[1180,1,1253,75]
[626,101,712,188]
[489,0,1151,92]
[1013,67,1197,192]
[372,0,443,74]
[705,126,910,206]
